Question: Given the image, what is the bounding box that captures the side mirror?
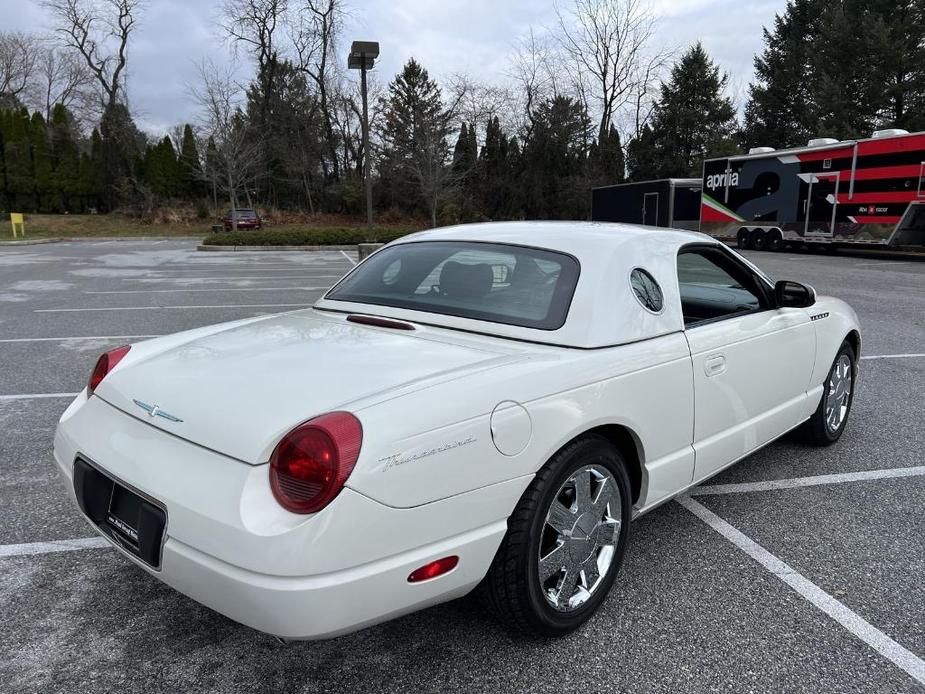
[775,280,816,308]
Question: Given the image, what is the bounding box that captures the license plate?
[73,458,167,569]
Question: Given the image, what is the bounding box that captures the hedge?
[200,226,416,246]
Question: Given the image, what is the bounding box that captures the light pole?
[348,41,379,231]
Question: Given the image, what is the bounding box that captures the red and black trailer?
[700,129,925,250]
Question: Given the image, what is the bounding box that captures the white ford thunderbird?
[54,222,860,640]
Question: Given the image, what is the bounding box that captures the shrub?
[201,226,416,246]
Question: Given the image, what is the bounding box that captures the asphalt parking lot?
[1,238,923,693]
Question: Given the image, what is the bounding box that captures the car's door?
[679,244,815,482]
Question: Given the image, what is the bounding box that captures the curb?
[197,244,360,252]
[0,238,63,246]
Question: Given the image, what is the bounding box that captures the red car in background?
[223,208,262,231]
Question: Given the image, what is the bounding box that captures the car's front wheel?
[479,435,632,636]
[797,339,856,445]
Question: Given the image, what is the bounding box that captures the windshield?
[228,209,257,218]
[325,241,580,330]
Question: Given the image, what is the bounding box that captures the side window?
[677,249,767,326]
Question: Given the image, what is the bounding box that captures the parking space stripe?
[35,303,312,313]
[677,495,925,687]
[117,275,336,282]
[0,393,78,400]
[0,335,159,343]
[0,537,110,558]
[340,250,357,266]
[85,286,328,294]
[692,465,925,496]
[861,353,925,360]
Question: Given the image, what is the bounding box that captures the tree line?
[0,0,923,223]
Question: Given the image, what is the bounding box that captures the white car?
[53,222,860,640]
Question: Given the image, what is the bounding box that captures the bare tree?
[409,121,461,228]
[192,61,263,229]
[555,0,659,141]
[0,31,39,101]
[291,0,344,181]
[221,0,286,119]
[509,28,561,138]
[446,73,515,143]
[627,49,669,140]
[221,0,286,72]
[43,0,143,110]
[25,41,96,124]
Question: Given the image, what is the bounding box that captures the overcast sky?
[5,0,785,134]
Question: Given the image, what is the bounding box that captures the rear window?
[325,241,580,330]
[228,209,257,218]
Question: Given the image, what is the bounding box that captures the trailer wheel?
[767,229,783,252]
[751,229,768,251]
[736,228,751,249]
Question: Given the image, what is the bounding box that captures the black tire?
[767,230,783,251]
[479,435,632,637]
[797,340,856,446]
[736,228,751,249]
[751,229,768,251]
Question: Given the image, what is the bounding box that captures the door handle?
[704,355,726,377]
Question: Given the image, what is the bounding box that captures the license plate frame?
[73,457,167,569]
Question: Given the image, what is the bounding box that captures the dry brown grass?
[3,211,426,240]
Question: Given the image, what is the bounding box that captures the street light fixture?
[348,40,379,230]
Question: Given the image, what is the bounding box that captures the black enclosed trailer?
[591,178,702,230]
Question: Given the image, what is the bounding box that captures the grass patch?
[1,214,208,239]
[201,226,417,246]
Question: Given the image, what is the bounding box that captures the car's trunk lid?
[97,310,519,463]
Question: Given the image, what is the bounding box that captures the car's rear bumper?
[53,393,528,639]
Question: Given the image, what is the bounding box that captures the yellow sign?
[10,212,24,238]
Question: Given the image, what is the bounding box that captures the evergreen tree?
[814,0,883,139]
[98,103,144,210]
[5,108,34,211]
[744,0,826,148]
[589,124,625,186]
[630,43,738,179]
[49,104,81,212]
[866,0,925,130]
[179,124,203,199]
[378,59,449,215]
[87,128,104,211]
[519,96,592,219]
[142,136,182,198]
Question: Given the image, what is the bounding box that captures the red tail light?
[408,556,459,583]
[269,412,363,514]
[88,345,131,394]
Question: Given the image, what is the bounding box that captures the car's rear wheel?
[797,340,856,445]
[479,435,631,636]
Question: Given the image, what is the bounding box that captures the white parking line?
[692,465,925,496]
[118,275,337,282]
[855,261,909,267]
[0,537,110,558]
[0,335,159,343]
[0,392,78,401]
[35,303,311,313]
[340,250,357,266]
[677,496,925,687]
[86,286,328,294]
[861,353,925,361]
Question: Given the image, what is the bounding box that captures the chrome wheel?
[538,465,621,612]
[825,354,852,433]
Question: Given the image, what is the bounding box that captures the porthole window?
[630,268,663,313]
[382,259,402,285]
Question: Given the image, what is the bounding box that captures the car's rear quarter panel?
[349,331,695,511]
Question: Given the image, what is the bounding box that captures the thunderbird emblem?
[133,399,183,423]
